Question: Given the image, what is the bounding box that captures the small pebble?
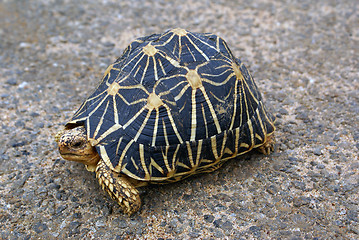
[6,78,17,85]
[18,82,29,88]
[204,214,214,223]
[293,196,311,207]
[19,42,32,48]
[313,148,323,156]
[32,222,48,233]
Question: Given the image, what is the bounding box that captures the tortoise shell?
[67,28,275,183]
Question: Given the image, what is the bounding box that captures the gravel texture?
[0,0,358,239]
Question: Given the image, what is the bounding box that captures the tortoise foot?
[96,161,141,215]
[257,135,275,155]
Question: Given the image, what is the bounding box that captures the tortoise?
[55,28,275,215]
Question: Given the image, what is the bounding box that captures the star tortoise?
[55,28,275,215]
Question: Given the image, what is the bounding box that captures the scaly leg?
[257,134,275,155]
[96,160,141,215]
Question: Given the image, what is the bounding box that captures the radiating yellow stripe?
[140,56,150,84]
[201,72,235,86]
[165,55,180,67]
[86,94,108,125]
[184,35,209,61]
[159,80,187,98]
[163,104,183,144]
[201,104,208,138]
[190,89,197,141]
[86,117,91,141]
[177,35,182,58]
[239,84,243,127]
[134,109,152,142]
[234,127,240,154]
[211,135,218,159]
[127,51,146,76]
[200,86,221,134]
[139,144,150,180]
[172,144,180,170]
[116,93,147,106]
[242,75,259,105]
[177,162,191,169]
[187,44,197,61]
[157,58,166,76]
[123,106,146,129]
[99,145,113,170]
[115,136,123,155]
[162,119,169,146]
[113,95,119,124]
[94,123,122,145]
[240,142,250,148]
[162,145,170,172]
[255,108,265,142]
[220,131,228,158]
[151,109,159,146]
[93,100,110,139]
[152,56,158,81]
[247,119,254,148]
[161,30,176,46]
[189,33,218,53]
[150,158,164,175]
[133,65,141,77]
[196,139,203,166]
[174,84,191,101]
[186,142,194,167]
[115,139,134,171]
[201,67,232,78]
[131,156,139,170]
[230,75,239,130]
[242,80,251,126]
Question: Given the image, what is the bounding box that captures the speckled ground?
[0,0,358,239]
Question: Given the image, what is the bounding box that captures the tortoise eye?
[72,140,83,148]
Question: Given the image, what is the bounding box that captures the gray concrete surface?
[0,0,358,239]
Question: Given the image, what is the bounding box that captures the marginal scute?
[165,56,180,67]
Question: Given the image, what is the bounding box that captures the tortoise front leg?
[96,160,141,215]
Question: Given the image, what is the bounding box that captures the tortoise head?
[55,126,100,166]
